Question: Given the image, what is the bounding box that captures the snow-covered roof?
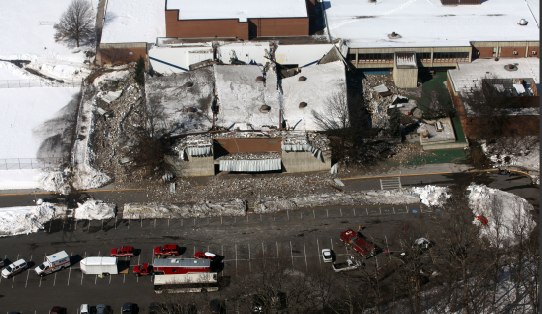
[213,65,279,130]
[149,45,213,74]
[101,0,165,43]
[275,44,335,67]
[448,58,540,93]
[282,61,347,131]
[218,42,271,66]
[325,0,540,48]
[166,0,307,22]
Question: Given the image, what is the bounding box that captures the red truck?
[132,263,152,276]
[153,244,180,257]
[340,229,379,258]
[110,246,135,257]
[151,257,211,275]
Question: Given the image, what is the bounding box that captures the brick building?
[164,0,309,40]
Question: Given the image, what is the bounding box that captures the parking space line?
[87,221,91,232]
[353,208,356,216]
[287,209,290,221]
[289,241,294,266]
[39,275,42,287]
[235,244,238,275]
[246,215,249,223]
[68,265,72,286]
[115,216,117,229]
[53,272,57,287]
[140,217,143,228]
[24,254,32,288]
[300,212,303,220]
[109,274,111,285]
[393,207,395,214]
[366,208,369,215]
[193,218,196,226]
[248,244,251,272]
[326,209,329,218]
[275,241,279,259]
[313,209,315,219]
[330,238,334,250]
[316,238,321,265]
[340,208,343,217]
[181,218,184,226]
[154,218,156,228]
[234,216,237,224]
[101,220,104,230]
[168,217,170,227]
[80,271,84,286]
[259,214,262,222]
[127,219,130,229]
[303,243,307,271]
[94,275,97,285]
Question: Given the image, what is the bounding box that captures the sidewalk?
[341,163,473,181]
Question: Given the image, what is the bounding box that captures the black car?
[121,303,139,313]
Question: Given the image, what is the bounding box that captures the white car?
[1,259,28,278]
[321,249,334,263]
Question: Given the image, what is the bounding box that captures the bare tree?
[54,0,95,47]
[312,91,350,131]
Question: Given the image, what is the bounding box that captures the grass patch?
[404,148,468,165]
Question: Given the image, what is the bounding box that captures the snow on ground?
[38,170,71,195]
[74,199,116,220]
[468,184,536,247]
[325,0,539,48]
[101,0,165,44]
[71,87,111,190]
[0,61,34,81]
[0,202,67,237]
[0,169,44,190]
[123,199,246,219]
[411,185,450,207]
[481,137,539,172]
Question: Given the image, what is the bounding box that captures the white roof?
[282,61,347,131]
[448,58,540,93]
[81,256,117,266]
[101,0,165,43]
[275,44,335,66]
[166,0,307,22]
[325,0,540,48]
[213,65,279,130]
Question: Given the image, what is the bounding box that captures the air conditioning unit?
[513,51,518,55]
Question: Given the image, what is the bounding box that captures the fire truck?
[340,229,380,258]
[150,258,211,275]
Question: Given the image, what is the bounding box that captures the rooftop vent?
[518,19,528,25]
[504,64,518,71]
[259,105,271,113]
[298,76,307,81]
[299,102,307,108]
[388,32,402,39]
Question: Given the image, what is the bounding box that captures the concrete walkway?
[341,163,473,181]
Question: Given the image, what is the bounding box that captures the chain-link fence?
[0,157,67,170]
[0,80,80,88]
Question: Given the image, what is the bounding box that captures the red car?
[194,251,217,260]
[340,229,379,258]
[132,263,152,276]
[110,246,135,257]
[153,244,180,257]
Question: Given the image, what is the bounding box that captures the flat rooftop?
[101,0,165,43]
[166,0,307,22]
[325,0,539,48]
[448,58,540,93]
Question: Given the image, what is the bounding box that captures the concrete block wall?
[281,151,331,173]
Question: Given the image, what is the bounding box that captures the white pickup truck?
[332,258,361,272]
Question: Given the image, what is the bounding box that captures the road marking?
[385,235,392,261]
[140,217,143,228]
[379,207,382,215]
[234,216,237,223]
[114,216,117,230]
[303,243,308,271]
[316,238,321,265]
[275,241,279,259]
[193,218,196,226]
[94,275,97,285]
[330,238,334,250]
[300,212,303,220]
[248,244,251,272]
[393,207,395,214]
[235,244,238,275]
[24,254,32,288]
[326,209,329,218]
[366,208,369,216]
[340,208,343,217]
[260,214,262,222]
[168,217,170,227]
[68,265,72,286]
[154,218,156,228]
[80,272,84,286]
[246,215,249,223]
[109,274,111,285]
[87,221,91,232]
[39,275,42,287]
[313,209,315,219]
[289,241,294,266]
[53,272,57,287]
[287,209,290,221]
[181,219,184,227]
[127,219,130,229]
[353,208,356,216]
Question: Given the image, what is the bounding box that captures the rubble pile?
[123,199,246,219]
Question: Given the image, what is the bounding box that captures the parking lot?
[0,202,436,313]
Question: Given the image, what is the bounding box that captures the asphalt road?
[0,171,537,313]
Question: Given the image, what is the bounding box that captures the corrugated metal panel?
[186,146,212,156]
[219,159,282,172]
[282,144,323,161]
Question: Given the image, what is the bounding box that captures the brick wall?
[165,10,249,39]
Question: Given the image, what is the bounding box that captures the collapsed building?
[145,54,346,176]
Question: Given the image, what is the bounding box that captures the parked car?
[110,246,135,257]
[153,244,180,257]
[49,306,67,314]
[1,259,28,278]
[80,304,91,314]
[121,303,138,313]
[321,249,334,263]
[194,251,217,260]
[96,304,111,314]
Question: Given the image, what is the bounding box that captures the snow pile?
[481,137,539,172]
[255,189,422,213]
[92,69,130,87]
[468,184,536,247]
[71,85,111,190]
[0,169,44,190]
[74,199,116,220]
[411,185,450,207]
[39,169,71,195]
[0,202,67,237]
[123,199,247,219]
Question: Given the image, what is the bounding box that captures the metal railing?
[0,157,67,170]
[0,80,80,88]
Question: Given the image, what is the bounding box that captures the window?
[417,52,431,61]
[358,53,394,63]
[433,52,469,62]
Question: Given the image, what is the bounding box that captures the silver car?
[1,259,27,278]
